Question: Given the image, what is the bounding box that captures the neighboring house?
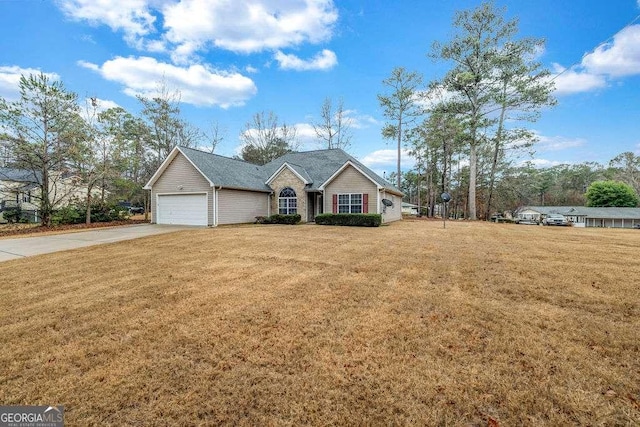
[0,168,40,220]
[144,146,404,226]
[0,167,99,222]
[402,202,419,215]
[516,206,640,228]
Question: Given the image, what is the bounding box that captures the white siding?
[217,189,269,225]
[151,153,213,225]
[381,190,402,223]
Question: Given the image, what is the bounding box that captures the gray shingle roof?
[0,167,41,184]
[262,148,402,194]
[179,147,271,192]
[283,162,312,184]
[519,205,640,219]
[179,147,403,195]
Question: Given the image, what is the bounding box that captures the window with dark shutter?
[336,193,365,214]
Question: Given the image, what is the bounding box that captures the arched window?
[278,187,297,214]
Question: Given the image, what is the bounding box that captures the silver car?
[543,214,569,226]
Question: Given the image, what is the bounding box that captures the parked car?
[129,206,145,214]
[117,201,145,215]
[543,214,569,226]
[633,224,640,229]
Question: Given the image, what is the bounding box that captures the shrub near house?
[315,213,382,227]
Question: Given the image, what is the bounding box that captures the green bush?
[51,203,130,225]
[260,214,301,225]
[315,213,382,227]
[52,206,83,225]
[3,208,23,224]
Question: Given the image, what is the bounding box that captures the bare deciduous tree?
[312,97,352,150]
[240,111,298,165]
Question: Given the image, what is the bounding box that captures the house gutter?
[214,185,222,227]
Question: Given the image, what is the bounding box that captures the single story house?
[515,206,640,228]
[143,146,404,226]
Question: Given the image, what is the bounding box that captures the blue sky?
[1,0,639,176]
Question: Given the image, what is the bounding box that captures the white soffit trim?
[143,146,215,189]
[318,160,382,190]
[265,162,310,185]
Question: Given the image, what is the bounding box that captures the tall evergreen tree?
[430,1,555,219]
[378,67,423,189]
[0,73,80,226]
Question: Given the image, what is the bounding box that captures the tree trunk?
[416,165,421,215]
[486,83,508,220]
[396,116,402,189]
[468,142,478,220]
[144,191,149,222]
[85,188,92,225]
[101,174,106,203]
[41,164,51,227]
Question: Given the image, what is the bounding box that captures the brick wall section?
[269,167,307,222]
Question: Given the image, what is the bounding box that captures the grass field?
[0,220,638,425]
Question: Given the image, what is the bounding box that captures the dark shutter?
[363,194,368,213]
[332,194,338,213]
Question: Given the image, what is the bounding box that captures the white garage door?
[157,194,207,226]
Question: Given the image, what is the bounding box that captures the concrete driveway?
[0,224,196,262]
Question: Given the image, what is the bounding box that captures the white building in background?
[515,206,640,228]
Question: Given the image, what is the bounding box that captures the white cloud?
[582,25,640,77]
[551,25,640,95]
[245,65,259,74]
[79,97,121,121]
[519,158,566,168]
[359,148,416,181]
[83,97,121,112]
[292,122,318,150]
[57,1,339,65]
[78,56,257,108]
[57,0,156,47]
[0,66,60,100]
[415,85,461,110]
[342,110,379,129]
[550,63,607,95]
[274,49,337,71]
[534,131,586,151]
[162,0,338,58]
[360,149,415,172]
[236,122,308,154]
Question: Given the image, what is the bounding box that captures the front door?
[307,193,323,222]
[307,193,315,222]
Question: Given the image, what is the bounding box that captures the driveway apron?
[0,224,196,262]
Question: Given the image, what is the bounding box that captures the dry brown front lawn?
[0,221,638,425]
